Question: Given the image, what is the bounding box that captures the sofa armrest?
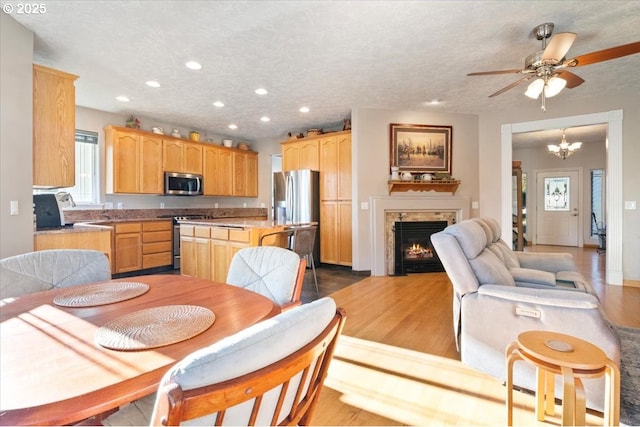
[477,284,599,309]
[509,267,556,288]
[515,251,576,273]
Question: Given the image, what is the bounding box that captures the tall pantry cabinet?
[33,65,79,187]
[319,133,352,266]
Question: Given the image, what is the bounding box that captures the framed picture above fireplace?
[390,123,452,174]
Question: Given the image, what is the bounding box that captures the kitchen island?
[178,218,288,282]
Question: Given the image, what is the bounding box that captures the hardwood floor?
[308,246,639,426]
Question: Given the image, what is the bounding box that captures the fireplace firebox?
[394,220,448,275]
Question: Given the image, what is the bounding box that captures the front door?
[536,170,580,246]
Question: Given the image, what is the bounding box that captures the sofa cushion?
[445,221,487,260]
[469,249,516,287]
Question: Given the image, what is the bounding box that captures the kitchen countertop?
[177,218,280,229]
[33,223,113,236]
[177,218,317,229]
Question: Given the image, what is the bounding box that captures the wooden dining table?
[0,274,281,426]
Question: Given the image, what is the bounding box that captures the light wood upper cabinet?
[203,145,233,196]
[139,134,164,194]
[162,139,183,173]
[232,151,258,197]
[281,139,319,171]
[163,139,203,174]
[33,64,78,188]
[105,126,163,194]
[320,134,351,200]
[106,126,256,196]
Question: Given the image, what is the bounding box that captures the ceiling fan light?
[568,142,583,151]
[547,144,560,153]
[525,78,544,99]
[544,76,567,97]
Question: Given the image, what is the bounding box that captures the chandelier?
[547,128,582,160]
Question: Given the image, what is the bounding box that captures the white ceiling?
[7,1,640,145]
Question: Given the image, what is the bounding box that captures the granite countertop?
[178,218,318,229]
[177,218,280,229]
[34,222,113,236]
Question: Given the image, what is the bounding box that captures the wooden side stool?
[506,331,619,426]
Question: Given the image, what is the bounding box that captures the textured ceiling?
[7,1,640,145]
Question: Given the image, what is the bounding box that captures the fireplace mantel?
[388,180,460,194]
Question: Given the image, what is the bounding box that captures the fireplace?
[394,220,447,275]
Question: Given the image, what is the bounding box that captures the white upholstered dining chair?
[0,249,111,299]
[103,297,346,426]
[226,246,305,310]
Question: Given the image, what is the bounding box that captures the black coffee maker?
[33,194,64,230]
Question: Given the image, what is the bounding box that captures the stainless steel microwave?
[164,172,203,196]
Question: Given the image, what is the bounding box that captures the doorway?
[501,110,623,286]
[535,169,581,246]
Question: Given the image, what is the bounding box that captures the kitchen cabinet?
[113,222,142,273]
[232,151,259,197]
[142,220,173,269]
[319,132,352,265]
[112,220,172,274]
[281,138,319,171]
[163,139,203,174]
[203,145,233,196]
[180,223,284,282]
[33,64,78,188]
[105,126,164,194]
[320,200,352,266]
[34,228,112,270]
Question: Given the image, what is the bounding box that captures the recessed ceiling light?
[116,95,130,102]
[299,107,310,113]
[429,99,442,105]
[228,124,238,130]
[185,61,202,70]
[213,101,224,108]
[145,80,160,88]
[260,116,270,122]
[255,88,268,96]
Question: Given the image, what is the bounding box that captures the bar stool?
[506,331,619,426]
[259,226,319,296]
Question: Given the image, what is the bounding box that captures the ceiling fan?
[467,23,640,110]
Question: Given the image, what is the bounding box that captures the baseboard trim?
[623,279,640,288]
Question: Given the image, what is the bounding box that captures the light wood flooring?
[305,245,639,426]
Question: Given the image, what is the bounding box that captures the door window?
[544,176,570,211]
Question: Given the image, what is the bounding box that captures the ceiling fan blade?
[555,70,585,89]
[565,41,640,67]
[542,32,577,64]
[467,69,525,76]
[488,75,535,98]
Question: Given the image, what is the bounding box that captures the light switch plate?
[624,200,637,210]
[10,200,18,215]
[361,202,369,210]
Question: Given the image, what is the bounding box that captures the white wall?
[352,107,479,272]
[513,134,606,246]
[479,94,640,282]
[0,14,33,258]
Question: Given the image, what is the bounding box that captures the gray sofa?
[0,249,111,299]
[431,217,620,412]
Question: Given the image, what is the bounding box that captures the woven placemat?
[95,305,215,351]
[53,282,150,307]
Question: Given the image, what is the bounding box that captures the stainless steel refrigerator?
[273,169,320,259]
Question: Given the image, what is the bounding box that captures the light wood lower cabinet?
[180,224,283,282]
[113,220,173,274]
[320,200,352,266]
[142,221,173,269]
[34,229,113,270]
[113,223,142,273]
